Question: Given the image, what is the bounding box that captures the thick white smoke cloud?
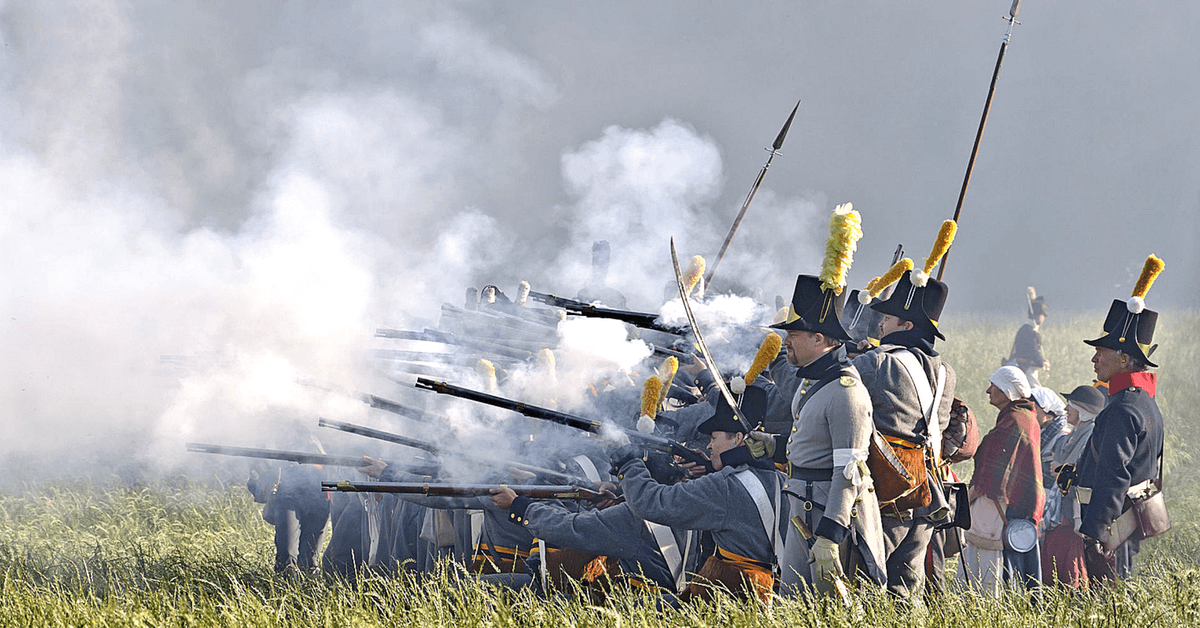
[1,2,837,477]
[0,3,555,471]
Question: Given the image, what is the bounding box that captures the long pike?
[704,100,800,288]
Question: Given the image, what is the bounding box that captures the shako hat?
[770,274,852,341]
[1083,255,1164,368]
[870,220,956,341]
[770,203,863,342]
[698,385,768,435]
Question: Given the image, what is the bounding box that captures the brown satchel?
[1134,490,1171,539]
[867,430,930,509]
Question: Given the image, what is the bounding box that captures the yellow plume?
[1131,255,1165,299]
[921,220,957,276]
[745,333,783,386]
[657,356,679,406]
[537,348,556,373]
[819,203,864,294]
[641,376,664,419]
[475,359,498,393]
[869,258,914,299]
[683,255,706,296]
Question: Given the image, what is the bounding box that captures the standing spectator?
[959,366,1044,593]
[1031,387,1070,536]
[1042,385,1106,587]
[1007,288,1049,385]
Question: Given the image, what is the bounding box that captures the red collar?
[1108,371,1156,397]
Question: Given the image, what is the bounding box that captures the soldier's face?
[783,330,824,367]
[877,314,912,339]
[1092,347,1124,383]
[707,430,742,471]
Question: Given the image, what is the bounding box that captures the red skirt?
[1041,524,1088,588]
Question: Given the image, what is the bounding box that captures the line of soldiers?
[240,223,1166,606]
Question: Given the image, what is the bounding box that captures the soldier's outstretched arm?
[616,458,730,531]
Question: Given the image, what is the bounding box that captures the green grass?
[3,310,1198,627]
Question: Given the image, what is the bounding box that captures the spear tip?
[772,100,801,151]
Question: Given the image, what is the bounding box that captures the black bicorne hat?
[769,275,851,341]
[870,270,948,340]
[698,386,768,436]
[1083,299,1158,368]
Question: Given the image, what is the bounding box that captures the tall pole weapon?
[704,100,800,289]
[936,0,1024,281]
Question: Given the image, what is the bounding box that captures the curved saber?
[670,238,752,433]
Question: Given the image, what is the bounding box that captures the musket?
[936,0,1024,281]
[370,349,521,368]
[704,100,801,288]
[316,417,593,485]
[186,443,390,469]
[527,291,687,336]
[323,480,604,501]
[375,328,533,361]
[440,304,558,343]
[671,239,751,433]
[414,377,713,470]
[360,392,447,424]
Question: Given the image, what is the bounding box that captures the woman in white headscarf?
[1041,385,1107,587]
[958,366,1043,594]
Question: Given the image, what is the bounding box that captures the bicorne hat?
[698,385,768,436]
[870,270,949,340]
[1083,255,1164,369]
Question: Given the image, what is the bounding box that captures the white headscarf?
[989,365,1032,401]
[1031,387,1066,416]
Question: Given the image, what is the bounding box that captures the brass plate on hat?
[839,375,856,387]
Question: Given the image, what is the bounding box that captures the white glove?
[810,536,844,585]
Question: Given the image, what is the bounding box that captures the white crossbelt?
[892,350,947,460]
[644,522,690,592]
[734,469,783,567]
[572,455,604,484]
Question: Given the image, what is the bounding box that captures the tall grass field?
[3,310,1198,627]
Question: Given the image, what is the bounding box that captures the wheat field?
[3,310,1198,627]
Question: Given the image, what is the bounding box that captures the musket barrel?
[317,418,440,454]
[322,480,600,500]
[413,377,711,469]
[185,443,373,468]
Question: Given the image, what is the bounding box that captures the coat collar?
[1109,371,1156,397]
